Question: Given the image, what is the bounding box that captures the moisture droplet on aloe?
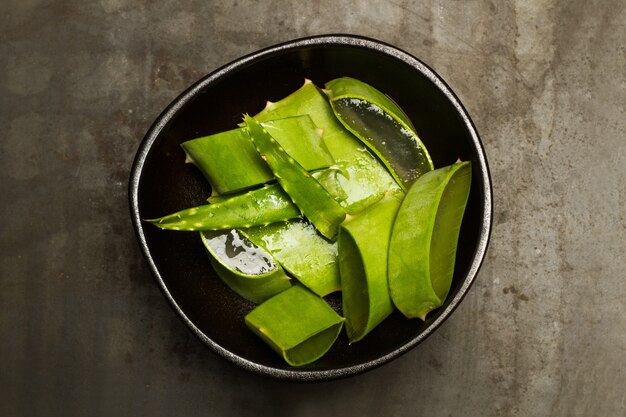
[325,77,433,190]
[388,161,472,320]
[200,229,291,303]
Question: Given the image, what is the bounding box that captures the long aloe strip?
[243,220,340,296]
[245,285,344,366]
[244,115,346,240]
[254,79,401,214]
[388,161,472,320]
[325,77,434,190]
[200,230,291,303]
[338,196,401,343]
[181,115,333,194]
[207,167,347,205]
[145,183,300,231]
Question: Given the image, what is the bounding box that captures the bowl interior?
[132,37,490,380]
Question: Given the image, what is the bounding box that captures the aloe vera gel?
[145,78,472,366]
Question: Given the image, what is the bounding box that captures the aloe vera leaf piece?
[325,77,434,190]
[181,128,272,195]
[181,115,334,194]
[261,116,334,170]
[388,161,472,320]
[207,167,347,207]
[244,115,346,240]
[338,196,402,343]
[311,167,348,203]
[145,183,300,231]
[245,285,344,366]
[242,220,340,297]
[200,230,292,303]
[254,79,401,214]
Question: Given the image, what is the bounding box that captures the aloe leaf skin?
[388,161,472,320]
[338,196,401,343]
[200,230,292,303]
[311,167,348,203]
[261,116,334,171]
[245,285,344,366]
[244,115,346,240]
[242,220,340,297]
[145,183,300,231]
[181,128,272,195]
[325,77,434,190]
[254,79,401,214]
[181,115,334,195]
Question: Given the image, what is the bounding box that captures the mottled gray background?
[1,0,625,416]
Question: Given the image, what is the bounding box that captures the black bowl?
[129,34,492,381]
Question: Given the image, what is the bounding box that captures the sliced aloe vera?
[145,183,300,231]
[338,196,401,343]
[200,229,291,303]
[325,77,434,190]
[245,285,344,366]
[181,115,333,194]
[388,161,472,320]
[243,220,340,296]
[244,115,346,240]
[254,79,401,214]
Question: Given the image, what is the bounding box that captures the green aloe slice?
[311,167,348,204]
[245,285,344,366]
[254,79,401,214]
[200,229,291,303]
[243,220,340,296]
[145,183,300,231]
[244,115,346,240]
[388,161,472,320]
[338,196,401,343]
[181,115,333,194]
[325,77,434,190]
[261,116,334,169]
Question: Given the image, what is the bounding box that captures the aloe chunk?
[245,285,344,366]
[145,183,300,231]
[388,161,472,320]
[181,115,333,194]
[261,116,334,169]
[325,77,434,190]
[255,79,401,214]
[338,196,401,343]
[200,230,292,303]
[244,115,346,240]
[243,220,340,296]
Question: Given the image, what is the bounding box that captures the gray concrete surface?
[1,1,625,416]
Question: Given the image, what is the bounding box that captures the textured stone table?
[1,1,624,416]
